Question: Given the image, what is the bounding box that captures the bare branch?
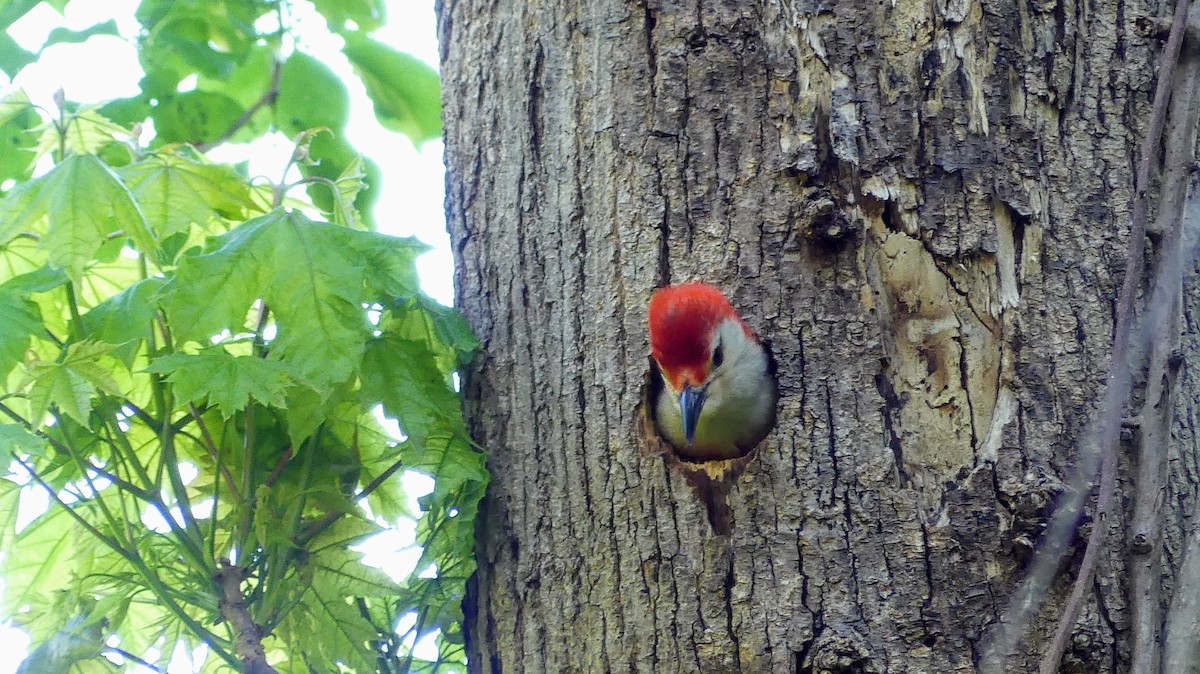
[1127,50,1200,674]
[1041,8,1200,673]
[983,0,1196,668]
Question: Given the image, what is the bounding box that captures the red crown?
[649,283,751,388]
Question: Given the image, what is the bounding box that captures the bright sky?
[1,1,449,671]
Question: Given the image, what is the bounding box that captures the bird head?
[648,282,759,448]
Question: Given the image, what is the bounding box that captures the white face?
[655,317,774,457]
[696,319,757,402]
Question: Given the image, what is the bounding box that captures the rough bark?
[214,564,278,674]
[437,0,1200,671]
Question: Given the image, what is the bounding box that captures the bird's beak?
[679,385,706,447]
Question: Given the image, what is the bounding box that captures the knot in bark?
[807,627,878,674]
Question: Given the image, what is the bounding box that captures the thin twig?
[189,403,247,506]
[1037,3,1197,671]
[105,646,167,673]
[296,455,407,546]
[1036,3,1195,666]
[194,60,283,154]
[0,404,154,505]
[984,1,1195,669]
[1127,47,1199,674]
[263,446,294,488]
[10,453,135,562]
[0,406,148,505]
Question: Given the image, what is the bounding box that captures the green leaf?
[275,51,350,136]
[313,546,399,599]
[26,341,123,424]
[299,132,380,228]
[0,498,78,618]
[41,20,120,48]
[0,267,66,376]
[0,0,42,32]
[15,613,106,674]
[162,209,426,387]
[0,5,487,670]
[361,335,463,444]
[341,34,442,146]
[0,290,38,374]
[138,63,185,101]
[80,276,166,365]
[0,90,34,127]
[26,363,95,425]
[76,588,132,632]
[151,91,243,146]
[0,31,35,78]
[143,351,297,417]
[326,156,367,228]
[0,153,152,280]
[114,595,192,669]
[286,578,378,673]
[0,0,67,34]
[311,0,385,33]
[31,110,136,157]
[137,4,256,82]
[0,264,67,294]
[0,92,40,184]
[97,96,152,128]
[385,298,478,379]
[197,45,274,109]
[0,424,43,455]
[0,266,60,375]
[117,151,252,238]
[404,429,487,496]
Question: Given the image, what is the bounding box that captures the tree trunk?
[436,0,1200,671]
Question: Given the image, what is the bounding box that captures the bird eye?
[712,343,724,368]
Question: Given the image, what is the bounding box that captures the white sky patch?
[177,462,198,485]
[403,470,436,506]
[395,612,443,661]
[6,0,142,108]
[15,486,48,534]
[372,404,405,440]
[354,519,422,581]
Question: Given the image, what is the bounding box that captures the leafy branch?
[0,2,482,672]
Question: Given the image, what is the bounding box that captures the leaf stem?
[105,646,167,673]
[260,425,322,622]
[64,281,84,341]
[10,452,133,561]
[97,408,210,572]
[237,404,256,551]
[190,403,246,506]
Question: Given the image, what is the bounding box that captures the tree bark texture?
[437,0,1200,671]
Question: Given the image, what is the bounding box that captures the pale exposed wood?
[437,0,1200,670]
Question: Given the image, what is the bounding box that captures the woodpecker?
[648,282,777,460]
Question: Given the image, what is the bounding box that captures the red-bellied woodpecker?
[648,282,777,460]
